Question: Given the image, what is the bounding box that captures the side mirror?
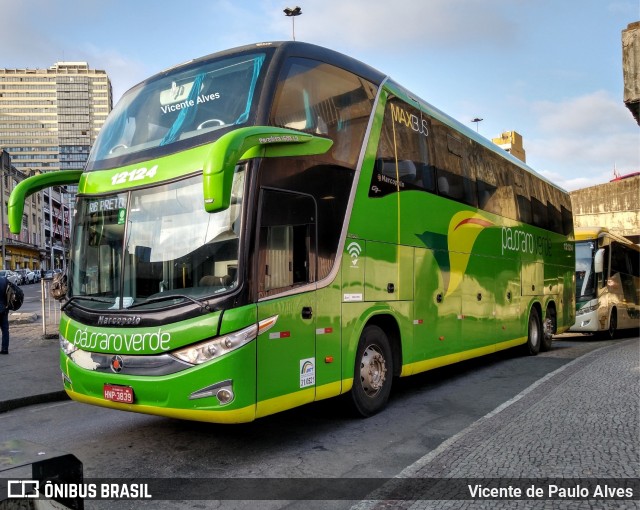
[203,126,333,212]
[594,248,605,274]
[9,170,83,234]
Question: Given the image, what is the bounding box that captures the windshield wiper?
[126,294,211,312]
[61,296,117,311]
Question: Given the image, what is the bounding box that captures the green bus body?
[10,42,575,423]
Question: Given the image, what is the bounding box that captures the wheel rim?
[543,317,554,341]
[359,344,387,398]
[530,315,540,348]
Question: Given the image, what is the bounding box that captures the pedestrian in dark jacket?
[0,275,9,354]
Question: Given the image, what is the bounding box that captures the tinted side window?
[369,97,434,198]
[270,58,377,168]
[472,144,517,220]
[611,242,630,275]
[547,200,562,234]
[529,175,549,230]
[611,243,639,304]
[628,246,640,278]
[515,170,532,224]
[561,205,573,236]
[531,196,548,229]
[258,157,354,281]
[431,118,476,206]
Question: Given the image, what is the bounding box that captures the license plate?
[103,384,134,404]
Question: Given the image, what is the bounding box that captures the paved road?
[0,327,637,509]
[352,336,639,509]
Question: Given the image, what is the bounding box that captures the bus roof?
[149,41,386,93]
[124,41,567,195]
[574,227,637,246]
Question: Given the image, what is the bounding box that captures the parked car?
[0,270,20,286]
[43,270,55,280]
[15,269,35,284]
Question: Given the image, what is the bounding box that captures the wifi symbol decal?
[347,242,362,267]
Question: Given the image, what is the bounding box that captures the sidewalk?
[0,313,67,413]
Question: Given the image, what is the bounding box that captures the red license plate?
[103,384,134,404]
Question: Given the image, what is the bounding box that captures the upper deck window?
[87,53,267,169]
[270,58,377,168]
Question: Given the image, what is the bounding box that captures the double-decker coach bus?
[570,227,639,338]
[9,42,575,423]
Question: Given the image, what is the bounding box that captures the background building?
[491,131,526,163]
[570,175,640,244]
[0,61,112,172]
[0,150,45,270]
[622,21,640,125]
[0,62,112,269]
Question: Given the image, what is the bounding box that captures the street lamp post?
[471,117,483,133]
[283,6,302,41]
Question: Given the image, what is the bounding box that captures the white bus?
[571,227,640,338]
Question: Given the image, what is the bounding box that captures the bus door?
[255,189,318,417]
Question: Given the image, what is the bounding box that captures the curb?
[8,312,40,325]
[0,391,69,414]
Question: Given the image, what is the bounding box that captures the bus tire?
[350,325,393,417]
[523,307,542,356]
[601,308,617,340]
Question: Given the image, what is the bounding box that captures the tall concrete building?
[622,21,640,125]
[491,131,526,163]
[0,62,113,270]
[0,61,112,172]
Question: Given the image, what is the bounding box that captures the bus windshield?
[575,241,597,300]
[88,52,266,168]
[69,170,245,311]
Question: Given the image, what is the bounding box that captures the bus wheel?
[603,309,617,340]
[541,314,555,352]
[523,307,542,356]
[350,325,393,417]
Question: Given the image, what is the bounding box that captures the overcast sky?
[1,0,638,191]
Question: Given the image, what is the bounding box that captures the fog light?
[216,388,234,405]
[190,379,235,404]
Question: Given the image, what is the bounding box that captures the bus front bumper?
[569,308,600,333]
[60,343,257,424]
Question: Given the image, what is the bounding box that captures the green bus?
[9,42,575,423]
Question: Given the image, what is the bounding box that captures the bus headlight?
[60,334,77,356]
[172,315,278,365]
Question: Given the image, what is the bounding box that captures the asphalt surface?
[0,314,638,508]
[351,336,640,508]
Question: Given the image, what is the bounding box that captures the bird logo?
[416,211,493,296]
